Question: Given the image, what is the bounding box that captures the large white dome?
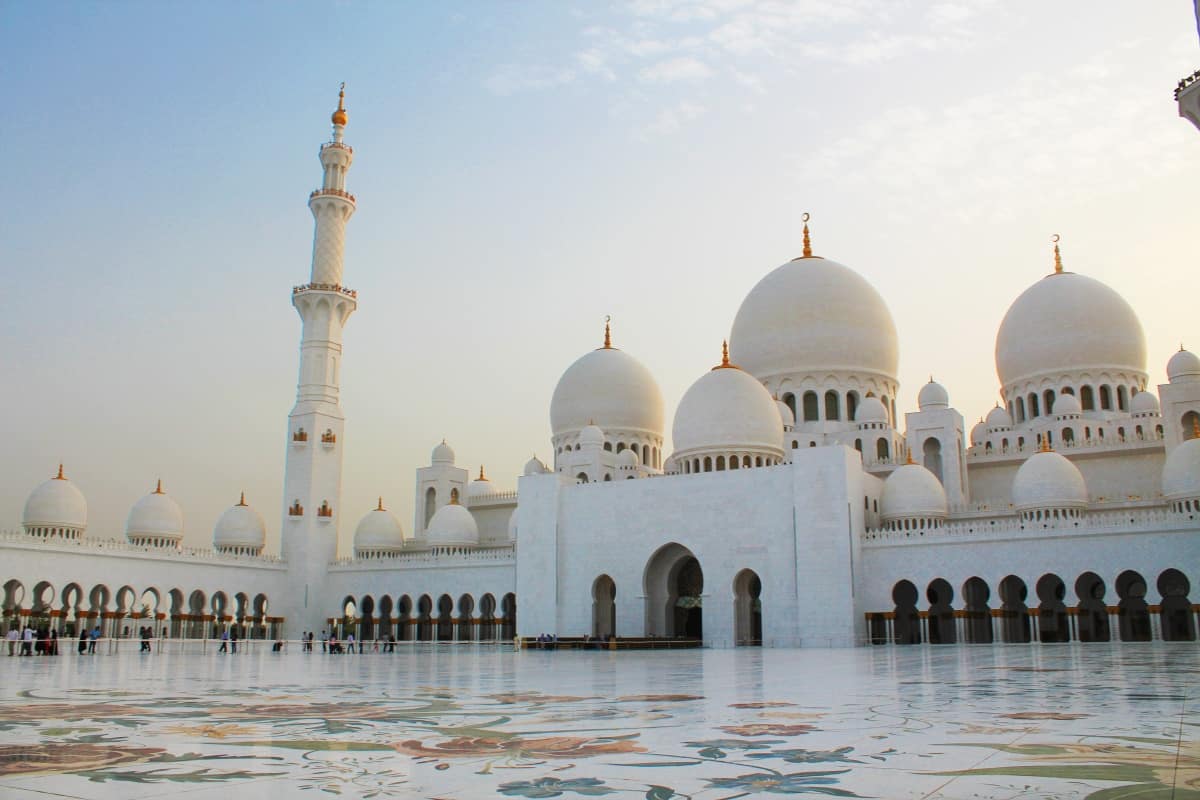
[880,463,948,521]
[431,440,456,464]
[729,256,898,382]
[22,465,87,535]
[550,344,663,439]
[426,501,479,546]
[1163,438,1200,501]
[126,482,183,543]
[673,350,785,458]
[1012,450,1088,512]
[917,379,949,410]
[354,501,405,554]
[995,270,1146,389]
[213,495,266,552]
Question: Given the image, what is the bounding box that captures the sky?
[2,1,1198,557]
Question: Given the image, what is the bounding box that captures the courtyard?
[0,642,1195,798]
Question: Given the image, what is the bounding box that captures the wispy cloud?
[639,56,713,83]
[484,65,575,96]
[641,100,707,137]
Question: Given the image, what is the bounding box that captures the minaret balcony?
[320,141,353,154]
[1178,68,1200,133]
[293,283,357,299]
[310,187,356,203]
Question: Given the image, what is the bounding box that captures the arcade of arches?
[869,568,1198,645]
[333,592,516,642]
[0,579,281,640]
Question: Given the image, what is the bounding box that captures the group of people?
[5,625,60,655]
[313,630,400,654]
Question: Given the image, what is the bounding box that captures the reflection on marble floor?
[0,644,1196,799]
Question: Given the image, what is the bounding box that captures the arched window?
[922,437,943,484]
[824,390,840,421]
[703,456,713,472]
[1184,411,1200,440]
[1117,386,1128,411]
[854,438,862,452]
[1062,386,1075,396]
[1043,389,1055,415]
[791,440,798,449]
[424,487,436,529]
[1015,396,1026,423]
[1081,385,1095,411]
[603,442,612,451]
[576,473,589,483]
[716,456,726,471]
[616,442,625,453]
[1028,393,1040,418]
[1099,385,1112,410]
[729,456,739,470]
[781,393,797,423]
[876,438,890,460]
[643,446,651,466]
[449,487,459,503]
[802,391,819,422]
[846,391,859,421]
[985,441,993,452]
[1062,427,1074,443]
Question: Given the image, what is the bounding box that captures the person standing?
[21,626,34,656]
[345,632,355,654]
[5,626,17,656]
[230,627,238,654]
[77,628,87,654]
[320,630,328,653]
[89,625,100,655]
[218,629,228,653]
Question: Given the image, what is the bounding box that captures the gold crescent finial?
[377,496,384,511]
[802,212,813,258]
[603,315,612,349]
[153,479,163,494]
[1052,234,1063,274]
[478,465,487,481]
[238,491,247,506]
[712,339,740,370]
[1039,435,1052,453]
[331,83,348,126]
[55,463,65,480]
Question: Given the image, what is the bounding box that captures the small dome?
[1053,392,1082,415]
[857,396,888,424]
[1012,449,1088,512]
[1162,438,1200,500]
[995,270,1146,389]
[432,440,455,465]
[617,448,639,468]
[672,352,785,459]
[578,424,605,448]
[468,466,496,498]
[550,338,664,440]
[775,399,795,428]
[969,420,987,446]
[354,500,405,554]
[22,465,87,535]
[1131,391,1160,415]
[523,455,548,475]
[1167,348,1200,383]
[213,495,266,552]
[880,462,948,521]
[730,255,899,382]
[917,379,949,410]
[126,481,183,543]
[986,405,1012,429]
[426,502,479,546]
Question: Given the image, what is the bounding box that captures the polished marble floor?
[0,642,1196,799]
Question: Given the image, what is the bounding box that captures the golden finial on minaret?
[237,491,247,506]
[153,479,163,495]
[55,464,65,480]
[377,496,384,511]
[1052,234,1063,274]
[802,212,813,258]
[331,82,348,126]
[603,315,612,349]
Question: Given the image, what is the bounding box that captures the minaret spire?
[1052,234,1063,274]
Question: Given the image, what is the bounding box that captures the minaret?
[281,86,358,634]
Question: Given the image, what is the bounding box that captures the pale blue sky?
[2,2,1198,554]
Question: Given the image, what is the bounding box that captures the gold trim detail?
[331,82,348,126]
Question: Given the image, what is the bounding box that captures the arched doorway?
[417,595,433,641]
[359,595,376,642]
[1157,569,1195,641]
[1074,572,1110,642]
[962,576,992,643]
[643,543,703,640]
[397,595,413,641]
[592,575,616,640]
[501,593,517,640]
[342,596,357,640]
[999,575,1030,643]
[926,578,956,644]
[457,594,475,641]
[1036,573,1069,643]
[732,569,762,646]
[891,580,920,644]
[479,594,496,641]
[1116,570,1151,642]
[436,594,454,641]
[378,595,394,642]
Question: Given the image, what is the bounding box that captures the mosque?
[3,83,1199,649]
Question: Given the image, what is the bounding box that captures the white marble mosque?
[3,68,1200,654]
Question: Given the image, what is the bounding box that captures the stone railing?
[309,187,356,203]
[864,501,1183,545]
[0,529,285,565]
[968,430,1164,460]
[331,544,515,567]
[321,141,353,154]
[292,282,357,299]
[467,489,518,505]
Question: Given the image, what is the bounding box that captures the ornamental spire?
[478,465,487,481]
[377,496,384,511]
[712,339,740,370]
[603,315,612,349]
[331,82,347,127]
[1039,435,1052,453]
[1052,234,1063,274]
[55,463,65,480]
[238,491,247,506]
[905,448,915,465]
[153,479,163,495]
[802,212,813,258]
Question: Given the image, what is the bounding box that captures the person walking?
[88,625,100,655]
[230,627,238,654]
[21,626,34,656]
[345,632,355,654]
[218,629,228,653]
[77,628,87,654]
[320,630,328,653]
[140,626,151,653]
[5,626,17,656]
